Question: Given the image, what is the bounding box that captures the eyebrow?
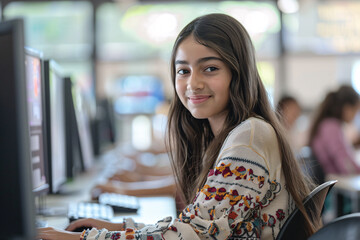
[175,56,223,65]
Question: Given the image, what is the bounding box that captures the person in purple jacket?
[309,85,360,175]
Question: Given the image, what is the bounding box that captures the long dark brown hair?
[166,13,317,236]
[309,85,360,145]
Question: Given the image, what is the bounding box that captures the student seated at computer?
[276,95,306,153]
[93,175,176,197]
[92,150,185,213]
[276,95,302,131]
[308,85,360,175]
[93,153,182,199]
[107,151,173,182]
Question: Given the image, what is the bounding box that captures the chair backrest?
[308,213,360,240]
[276,180,337,240]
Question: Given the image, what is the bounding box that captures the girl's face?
[175,35,232,133]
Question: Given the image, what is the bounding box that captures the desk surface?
[325,149,360,192]
[37,157,177,229]
[38,196,177,229]
[327,174,360,192]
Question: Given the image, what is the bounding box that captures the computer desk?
[327,174,360,214]
[36,159,177,229]
[326,149,360,215]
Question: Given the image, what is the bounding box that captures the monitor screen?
[0,18,36,240]
[25,47,49,194]
[62,76,95,178]
[43,60,67,193]
[64,76,83,179]
[73,85,94,171]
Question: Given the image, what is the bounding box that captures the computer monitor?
[0,18,36,240]
[43,60,67,193]
[98,98,116,151]
[64,76,83,179]
[24,47,49,195]
[72,85,95,171]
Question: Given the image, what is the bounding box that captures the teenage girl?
[37,13,318,240]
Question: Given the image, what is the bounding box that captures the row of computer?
[0,18,96,239]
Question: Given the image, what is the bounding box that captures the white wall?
[283,54,357,110]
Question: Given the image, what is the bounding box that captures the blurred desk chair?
[276,180,337,240]
[308,212,360,240]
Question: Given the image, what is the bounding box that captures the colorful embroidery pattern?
[208,222,220,237]
[125,228,135,239]
[209,162,266,189]
[200,180,279,209]
[221,157,270,174]
[103,218,170,240]
[195,172,283,240]
[228,207,287,239]
[110,232,121,240]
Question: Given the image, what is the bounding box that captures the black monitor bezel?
[0,18,36,240]
[64,76,84,179]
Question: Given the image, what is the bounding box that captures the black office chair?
[308,212,360,240]
[276,180,337,240]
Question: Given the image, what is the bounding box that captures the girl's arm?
[37,227,80,240]
[79,120,281,240]
[93,176,176,197]
[71,144,271,240]
[66,218,124,232]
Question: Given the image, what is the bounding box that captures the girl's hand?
[37,227,80,240]
[65,218,123,232]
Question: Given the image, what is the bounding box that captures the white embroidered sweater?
[83,117,294,240]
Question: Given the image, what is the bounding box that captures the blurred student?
[276,95,301,131]
[309,85,360,175]
[92,153,176,197]
[90,151,179,203]
[276,95,304,152]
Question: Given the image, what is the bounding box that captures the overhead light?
[277,0,299,14]
[145,13,178,43]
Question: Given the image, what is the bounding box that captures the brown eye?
[204,66,218,72]
[177,69,189,75]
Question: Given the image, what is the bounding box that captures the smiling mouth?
[188,95,211,104]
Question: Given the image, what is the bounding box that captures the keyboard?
[67,202,114,222]
[35,219,48,228]
[98,193,139,213]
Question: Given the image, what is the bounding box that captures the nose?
[187,72,204,91]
